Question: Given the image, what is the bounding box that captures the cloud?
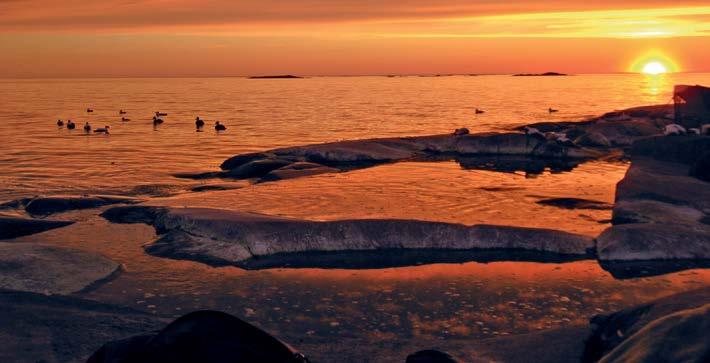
[1,0,710,38]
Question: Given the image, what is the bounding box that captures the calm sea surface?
[2,73,710,201]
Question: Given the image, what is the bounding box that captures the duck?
[153,116,164,126]
[94,125,110,134]
[548,107,559,113]
[475,108,485,114]
[214,121,227,131]
[195,117,205,129]
[121,117,130,121]
[86,108,94,113]
[119,110,127,114]
[83,122,91,133]
[57,119,64,127]
[67,120,76,130]
[453,128,469,136]
[155,111,168,117]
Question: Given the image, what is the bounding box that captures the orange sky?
[2,1,710,77]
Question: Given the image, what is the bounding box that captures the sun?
[642,61,667,75]
[629,51,679,74]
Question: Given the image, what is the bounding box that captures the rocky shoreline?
[0,103,708,361]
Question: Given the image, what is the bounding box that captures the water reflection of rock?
[237,249,590,270]
[454,155,583,176]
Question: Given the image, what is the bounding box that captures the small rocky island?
[513,72,568,76]
[248,75,303,79]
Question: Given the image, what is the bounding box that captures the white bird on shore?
[664,124,686,136]
[688,128,700,135]
[523,126,546,140]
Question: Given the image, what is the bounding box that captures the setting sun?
[642,61,668,75]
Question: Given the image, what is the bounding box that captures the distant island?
[249,75,303,79]
[513,72,568,76]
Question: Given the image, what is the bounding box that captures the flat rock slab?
[0,214,74,239]
[0,243,121,294]
[102,206,594,267]
[0,289,164,363]
[23,195,142,216]
[212,132,605,182]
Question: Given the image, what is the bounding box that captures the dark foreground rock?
[89,310,308,363]
[22,195,142,216]
[0,242,121,294]
[597,135,710,261]
[102,206,594,267]
[0,213,74,239]
[583,287,710,363]
[406,350,459,362]
[0,289,164,363]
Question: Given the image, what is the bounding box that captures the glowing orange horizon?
[0,2,709,77]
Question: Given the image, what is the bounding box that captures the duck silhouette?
[83,122,91,133]
[121,117,130,121]
[215,121,227,131]
[57,119,64,127]
[548,107,559,113]
[94,126,110,134]
[119,110,127,114]
[86,108,94,113]
[153,116,164,126]
[195,117,205,129]
[475,108,485,114]
[67,120,76,130]
[155,111,168,117]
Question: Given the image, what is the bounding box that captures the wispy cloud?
[1,1,710,40]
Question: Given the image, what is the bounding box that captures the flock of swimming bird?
[55,108,228,135]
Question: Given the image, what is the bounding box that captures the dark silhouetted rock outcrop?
[88,310,308,363]
[583,287,710,363]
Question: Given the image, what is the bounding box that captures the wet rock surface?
[0,213,74,239]
[583,287,710,363]
[207,132,606,182]
[524,104,674,147]
[0,242,121,294]
[102,206,594,267]
[597,135,710,261]
[0,289,164,363]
